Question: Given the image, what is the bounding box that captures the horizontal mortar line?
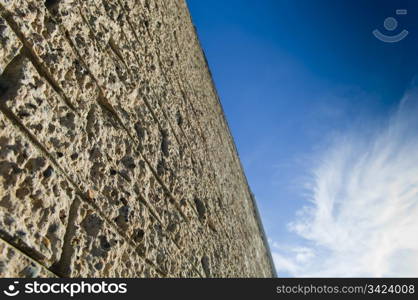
[0,104,167,277]
[100,105,205,276]
[73,4,193,221]
[166,11,225,122]
[62,38,193,265]
[112,47,198,198]
[121,8,232,227]
[76,7,211,277]
[134,60,234,239]
[0,5,78,115]
[0,14,169,277]
[96,3,207,223]
[6,2,242,278]
[0,108,70,278]
[171,73,239,219]
[56,20,204,278]
[167,50,264,246]
[65,2,224,277]
[152,55,214,170]
[59,20,186,226]
[142,82,206,221]
[58,13,183,223]
[66,40,168,235]
[198,95,263,233]
[153,74,245,245]
[131,51,212,225]
[94,98,166,228]
[0,229,61,278]
[97,92,200,245]
[0,235,61,278]
[169,42,244,188]
[152,24,226,168]
[153,53,245,236]
[105,2,191,149]
[113,2,191,153]
[189,34,248,179]
[107,37,134,80]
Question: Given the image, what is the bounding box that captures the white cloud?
[272,88,418,277]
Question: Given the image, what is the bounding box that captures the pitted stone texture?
[59,199,161,278]
[0,55,94,188]
[0,239,56,277]
[0,0,98,111]
[0,113,74,266]
[0,55,177,253]
[0,17,21,74]
[52,1,185,193]
[140,219,202,278]
[0,0,275,278]
[47,1,200,226]
[0,52,200,277]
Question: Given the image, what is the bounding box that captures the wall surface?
[0,0,275,277]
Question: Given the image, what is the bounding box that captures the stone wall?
[0,0,275,277]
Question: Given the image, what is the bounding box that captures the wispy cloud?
[272,88,418,277]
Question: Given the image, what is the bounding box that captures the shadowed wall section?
[0,0,275,277]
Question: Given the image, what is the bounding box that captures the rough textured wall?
[0,0,275,277]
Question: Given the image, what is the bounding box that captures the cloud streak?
[273,89,418,277]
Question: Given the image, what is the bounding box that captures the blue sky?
[187,0,418,276]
